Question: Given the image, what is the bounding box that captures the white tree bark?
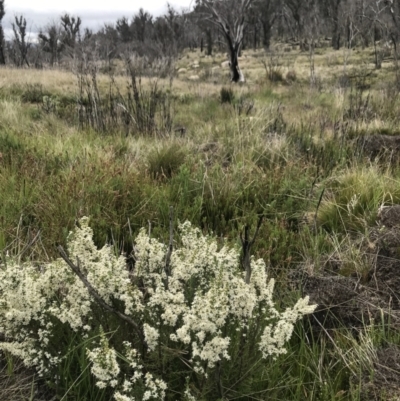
[203,0,253,83]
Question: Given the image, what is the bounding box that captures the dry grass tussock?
[0,357,49,401]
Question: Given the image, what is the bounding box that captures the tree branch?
[165,206,174,277]
[57,245,145,344]
[240,215,263,284]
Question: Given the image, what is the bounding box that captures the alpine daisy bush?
[0,217,316,400]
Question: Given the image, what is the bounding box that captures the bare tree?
[116,16,133,43]
[39,23,63,66]
[324,0,344,50]
[83,27,93,41]
[332,0,343,49]
[132,8,153,42]
[284,0,317,50]
[205,27,213,54]
[0,0,5,65]
[12,15,30,67]
[153,4,186,57]
[304,0,320,86]
[96,24,119,64]
[386,0,400,49]
[60,13,81,56]
[381,0,400,82]
[255,0,278,50]
[243,4,260,49]
[359,0,388,69]
[356,0,373,47]
[200,0,253,82]
[283,0,303,45]
[194,5,215,55]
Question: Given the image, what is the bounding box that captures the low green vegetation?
[1,44,400,400]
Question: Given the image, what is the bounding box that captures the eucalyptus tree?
[0,0,5,64]
[320,0,344,49]
[12,15,30,67]
[284,0,318,50]
[198,0,254,82]
[381,0,400,77]
[386,0,400,45]
[283,0,303,42]
[39,23,64,66]
[116,17,134,43]
[367,0,391,68]
[153,4,186,57]
[132,8,153,42]
[254,0,278,49]
[60,13,81,55]
[96,24,119,63]
[193,5,215,55]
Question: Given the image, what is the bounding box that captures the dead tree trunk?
[204,0,253,83]
[206,27,213,55]
[331,0,342,50]
[0,1,5,65]
[229,39,244,82]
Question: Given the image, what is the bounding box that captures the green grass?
[317,166,400,233]
[2,43,400,399]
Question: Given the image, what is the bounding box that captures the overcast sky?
[3,0,192,36]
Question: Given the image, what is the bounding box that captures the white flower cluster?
[87,329,120,389]
[87,336,167,401]
[135,221,316,373]
[143,323,160,351]
[0,217,143,376]
[258,295,316,358]
[0,217,316,398]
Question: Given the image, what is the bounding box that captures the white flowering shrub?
[0,217,316,400]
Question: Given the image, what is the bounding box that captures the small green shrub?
[0,133,24,154]
[220,86,235,104]
[28,108,42,121]
[77,65,174,135]
[262,54,284,83]
[147,143,186,179]
[21,83,51,103]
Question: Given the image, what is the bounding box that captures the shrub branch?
[240,215,263,284]
[57,245,145,344]
[165,206,174,277]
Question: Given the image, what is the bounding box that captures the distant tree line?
[0,0,399,72]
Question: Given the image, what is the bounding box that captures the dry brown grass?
[0,43,394,94]
[0,67,76,95]
[0,354,49,401]
[0,43,398,162]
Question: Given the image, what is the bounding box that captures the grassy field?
[1,42,400,400]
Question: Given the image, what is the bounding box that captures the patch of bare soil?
[296,205,400,399]
[359,346,400,401]
[359,135,400,162]
[301,205,400,328]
